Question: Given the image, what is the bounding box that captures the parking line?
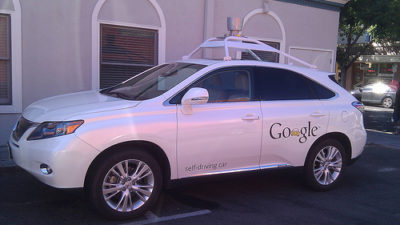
[121,209,212,225]
[378,167,398,172]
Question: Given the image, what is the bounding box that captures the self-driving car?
[9,35,366,219]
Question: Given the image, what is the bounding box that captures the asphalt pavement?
[0,144,399,225]
[364,105,396,133]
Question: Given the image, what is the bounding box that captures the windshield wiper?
[100,90,132,100]
[111,92,132,100]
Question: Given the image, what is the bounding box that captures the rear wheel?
[304,139,347,191]
[87,149,162,219]
[382,97,393,108]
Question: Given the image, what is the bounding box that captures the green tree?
[337,0,400,87]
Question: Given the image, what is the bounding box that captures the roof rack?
[183,36,317,69]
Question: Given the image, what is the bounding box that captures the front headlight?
[27,120,84,140]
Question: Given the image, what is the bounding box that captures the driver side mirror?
[181,88,209,105]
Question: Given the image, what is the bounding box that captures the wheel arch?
[84,140,171,189]
[307,132,352,165]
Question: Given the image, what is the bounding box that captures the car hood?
[23,91,140,122]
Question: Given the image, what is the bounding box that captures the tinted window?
[170,68,251,104]
[193,70,250,103]
[329,75,338,84]
[254,67,316,101]
[308,79,336,99]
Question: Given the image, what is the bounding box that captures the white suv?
[8,36,366,219]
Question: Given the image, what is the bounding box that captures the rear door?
[254,67,331,167]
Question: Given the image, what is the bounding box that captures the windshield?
[100,63,206,100]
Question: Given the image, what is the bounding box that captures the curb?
[0,145,16,171]
[366,130,400,150]
[0,160,17,172]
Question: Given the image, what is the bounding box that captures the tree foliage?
[337,0,400,87]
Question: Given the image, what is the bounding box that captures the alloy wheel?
[102,159,154,212]
[382,97,393,108]
[312,146,343,185]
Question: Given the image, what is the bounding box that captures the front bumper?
[9,131,100,189]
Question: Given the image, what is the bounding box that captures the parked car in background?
[350,82,396,108]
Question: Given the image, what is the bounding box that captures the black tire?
[86,149,162,220]
[304,139,347,191]
[382,97,393,108]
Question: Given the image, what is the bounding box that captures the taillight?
[352,101,364,113]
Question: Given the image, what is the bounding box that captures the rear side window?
[308,79,336,99]
[253,67,316,101]
[329,75,338,84]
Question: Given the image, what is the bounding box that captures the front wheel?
[87,149,162,219]
[304,139,347,191]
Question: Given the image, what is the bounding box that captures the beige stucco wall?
[243,13,282,40]
[158,0,205,62]
[0,0,342,145]
[21,0,97,105]
[0,0,13,10]
[272,1,339,50]
[0,0,98,144]
[99,0,161,27]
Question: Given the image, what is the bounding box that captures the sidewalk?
[1,130,399,169]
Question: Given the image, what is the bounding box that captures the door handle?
[310,112,326,117]
[242,114,260,120]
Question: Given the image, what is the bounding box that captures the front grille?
[12,117,35,141]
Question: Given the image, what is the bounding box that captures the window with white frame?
[241,40,280,63]
[100,24,158,89]
[0,14,11,105]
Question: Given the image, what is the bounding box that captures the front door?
[176,67,262,178]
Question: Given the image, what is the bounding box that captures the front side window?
[100,24,158,89]
[0,14,11,105]
[254,67,316,101]
[101,63,205,100]
[170,68,252,104]
[193,69,251,103]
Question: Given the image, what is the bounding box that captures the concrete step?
[0,145,16,168]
